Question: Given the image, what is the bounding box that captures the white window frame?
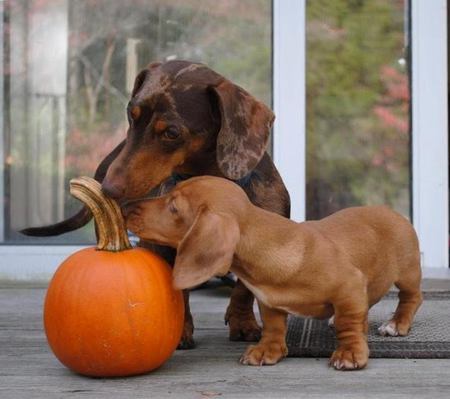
[273,0,449,271]
[273,0,306,222]
[0,0,448,281]
[411,0,448,270]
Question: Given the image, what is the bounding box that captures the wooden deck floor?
[1,284,450,399]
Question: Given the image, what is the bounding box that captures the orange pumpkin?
[44,177,184,377]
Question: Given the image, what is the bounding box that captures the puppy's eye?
[169,201,178,214]
[163,128,180,140]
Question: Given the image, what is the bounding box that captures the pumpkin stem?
[69,176,132,251]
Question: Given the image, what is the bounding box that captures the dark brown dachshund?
[22,60,290,349]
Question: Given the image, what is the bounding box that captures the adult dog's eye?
[130,106,141,121]
[163,129,180,140]
[127,104,141,124]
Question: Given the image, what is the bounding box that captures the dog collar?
[171,172,253,188]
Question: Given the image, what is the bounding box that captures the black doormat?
[286,291,450,359]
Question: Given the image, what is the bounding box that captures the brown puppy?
[125,176,423,371]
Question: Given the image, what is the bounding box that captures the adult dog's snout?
[101,180,125,200]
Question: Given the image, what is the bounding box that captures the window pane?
[2,0,272,244]
[306,0,410,220]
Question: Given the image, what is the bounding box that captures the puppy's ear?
[210,80,275,180]
[173,206,240,290]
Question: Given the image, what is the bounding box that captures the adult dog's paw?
[177,318,195,350]
[225,307,261,342]
[239,342,287,366]
[177,335,196,350]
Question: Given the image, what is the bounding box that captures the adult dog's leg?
[178,289,195,349]
[225,278,261,342]
[139,241,196,349]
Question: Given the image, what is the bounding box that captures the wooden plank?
[1,287,450,398]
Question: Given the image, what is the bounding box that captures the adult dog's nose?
[101,181,125,200]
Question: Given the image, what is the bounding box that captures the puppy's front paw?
[239,342,287,366]
[329,346,368,371]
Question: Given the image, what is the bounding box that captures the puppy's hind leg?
[379,260,422,337]
[328,315,335,329]
[330,294,369,371]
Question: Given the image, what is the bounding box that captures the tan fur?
[125,176,423,371]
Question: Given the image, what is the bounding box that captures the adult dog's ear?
[173,206,240,290]
[131,69,149,97]
[131,62,162,97]
[210,80,275,180]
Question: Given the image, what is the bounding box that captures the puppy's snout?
[123,203,145,235]
[122,202,142,218]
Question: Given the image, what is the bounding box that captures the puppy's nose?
[122,203,138,218]
[101,181,125,200]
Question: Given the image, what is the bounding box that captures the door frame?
[410,0,448,270]
[273,0,306,222]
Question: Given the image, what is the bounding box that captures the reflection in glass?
[306,0,410,220]
[2,0,272,243]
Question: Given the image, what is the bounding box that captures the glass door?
[273,0,448,270]
[1,0,273,245]
[305,0,410,220]
[0,0,273,280]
